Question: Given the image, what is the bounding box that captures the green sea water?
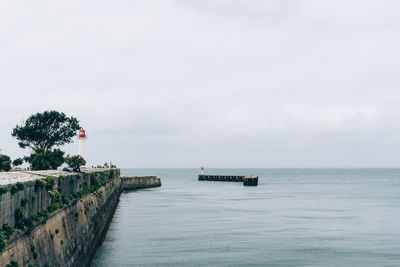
[91,168,400,266]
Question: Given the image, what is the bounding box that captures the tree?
[12,111,80,170]
[24,149,65,171]
[0,154,11,172]
[12,110,80,153]
[66,155,86,172]
[12,158,23,167]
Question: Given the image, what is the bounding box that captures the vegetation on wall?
[0,187,8,195]
[5,259,19,267]
[0,224,15,251]
[0,169,117,255]
[11,183,25,195]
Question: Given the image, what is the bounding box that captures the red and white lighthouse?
[77,128,87,160]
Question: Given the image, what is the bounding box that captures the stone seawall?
[0,169,161,267]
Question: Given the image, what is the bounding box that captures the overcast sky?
[1,0,400,168]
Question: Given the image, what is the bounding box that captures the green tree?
[0,154,11,172]
[12,158,23,167]
[24,149,65,171]
[12,111,80,170]
[12,111,80,153]
[66,155,86,171]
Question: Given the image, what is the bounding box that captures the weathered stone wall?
[0,169,119,230]
[0,178,51,227]
[0,170,161,267]
[0,169,120,267]
[121,176,161,190]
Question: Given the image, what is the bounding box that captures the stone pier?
[198,174,258,186]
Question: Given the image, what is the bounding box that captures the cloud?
[1,0,400,167]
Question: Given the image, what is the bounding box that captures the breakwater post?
[243,176,258,186]
[198,174,258,186]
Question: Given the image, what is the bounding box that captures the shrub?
[15,207,24,218]
[5,259,19,267]
[11,182,25,195]
[66,155,86,171]
[58,176,64,192]
[0,187,8,195]
[15,207,25,229]
[37,210,48,219]
[35,179,47,190]
[2,224,14,239]
[62,195,71,205]
[31,215,40,222]
[48,190,63,212]
[45,176,56,189]
[23,218,33,228]
[15,182,25,191]
[10,186,18,195]
[47,203,62,213]
[20,198,28,206]
[0,231,7,251]
[55,229,59,234]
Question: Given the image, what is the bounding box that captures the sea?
[91,168,400,267]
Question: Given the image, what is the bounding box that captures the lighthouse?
[77,128,87,160]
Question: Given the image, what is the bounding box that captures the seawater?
[92,168,400,266]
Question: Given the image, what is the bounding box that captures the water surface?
[92,168,400,266]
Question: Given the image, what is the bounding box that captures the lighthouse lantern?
[77,128,87,162]
[78,128,86,139]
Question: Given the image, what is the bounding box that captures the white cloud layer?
[1,0,400,167]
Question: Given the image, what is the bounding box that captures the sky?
[1,0,400,168]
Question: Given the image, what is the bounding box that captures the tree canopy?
[0,154,11,171]
[66,155,86,172]
[12,110,80,153]
[12,158,23,167]
[11,111,80,170]
[24,149,65,171]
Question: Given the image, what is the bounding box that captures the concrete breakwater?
[198,174,258,186]
[0,169,161,267]
[122,176,161,190]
